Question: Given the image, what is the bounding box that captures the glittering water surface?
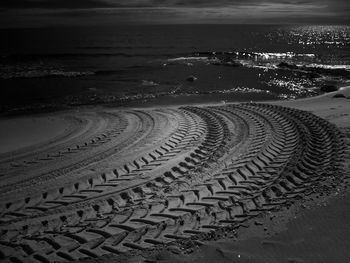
[0,25,349,110]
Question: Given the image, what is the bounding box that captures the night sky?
[1,0,350,27]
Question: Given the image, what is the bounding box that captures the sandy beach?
[0,87,349,263]
[147,87,350,263]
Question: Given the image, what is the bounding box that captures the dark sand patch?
[0,115,69,154]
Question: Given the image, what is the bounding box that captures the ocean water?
[0,25,349,111]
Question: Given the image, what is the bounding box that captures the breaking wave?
[166,51,350,76]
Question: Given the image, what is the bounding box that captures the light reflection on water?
[0,25,349,110]
[287,25,350,47]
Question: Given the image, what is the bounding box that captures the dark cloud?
[0,0,349,27]
[0,0,334,9]
[0,0,112,9]
[0,0,349,11]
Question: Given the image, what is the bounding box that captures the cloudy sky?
[1,0,349,27]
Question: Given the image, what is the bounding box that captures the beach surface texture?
[0,87,349,263]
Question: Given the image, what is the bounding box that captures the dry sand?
[0,88,349,263]
[273,86,350,128]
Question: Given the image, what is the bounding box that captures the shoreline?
[1,84,348,118]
